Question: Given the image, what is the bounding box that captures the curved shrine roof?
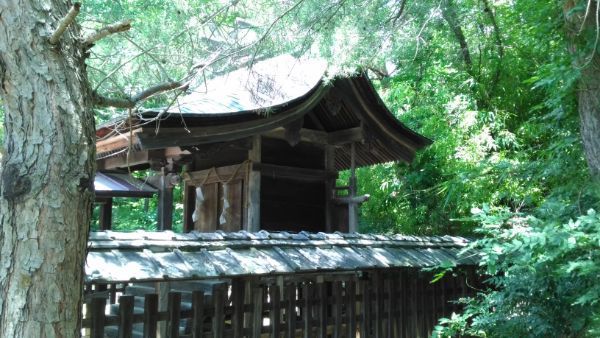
[96,56,431,169]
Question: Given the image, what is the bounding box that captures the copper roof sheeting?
[85,230,477,283]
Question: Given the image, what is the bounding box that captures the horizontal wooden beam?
[262,127,328,145]
[97,147,189,170]
[262,126,364,146]
[98,150,149,170]
[183,162,250,186]
[137,85,329,150]
[96,128,142,154]
[254,163,337,182]
[328,126,364,146]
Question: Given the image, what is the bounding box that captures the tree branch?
[93,80,189,108]
[84,20,132,46]
[49,3,81,45]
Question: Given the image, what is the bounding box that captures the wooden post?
[232,278,245,338]
[157,281,171,338]
[99,198,113,230]
[246,135,261,232]
[90,297,106,338]
[285,283,296,338]
[348,142,358,233]
[157,168,174,230]
[167,292,182,338]
[270,285,282,337]
[212,285,225,338]
[191,290,205,338]
[251,285,264,338]
[143,294,159,338]
[118,295,134,338]
[324,146,336,232]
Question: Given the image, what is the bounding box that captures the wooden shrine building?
[86,56,481,338]
[95,55,431,233]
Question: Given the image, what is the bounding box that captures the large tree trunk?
[578,52,600,178]
[0,1,95,337]
[565,0,600,178]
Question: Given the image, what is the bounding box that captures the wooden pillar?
[98,198,112,230]
[157,168,174,231]
[348,142,358,233]
[183,182,195,232]
[324,146,336,232]
[246,135,261,232]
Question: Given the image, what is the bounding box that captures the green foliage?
[352,0,597,235]
[433,208,600,337]
[90,171,184,232]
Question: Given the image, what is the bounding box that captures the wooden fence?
[82,267,478,338]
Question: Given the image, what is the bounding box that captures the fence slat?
[90,297,106,338]
[251,285,264,338]
[212,285,225,338]
[118,295,134,338]
[374,271,384,338]
[345,279,357,338]
[303,283,313,338]
[143,293,159,338]
[386,274,397,338]
[360,279,371,338]
[232,279,245,338]
[285,283,296,338]
[191,290,205,338]
[167,292,181,338]
[317,282,327,338]
[270,285,281,338]
[333,281,343,338]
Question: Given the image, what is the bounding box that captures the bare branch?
[131,81,187,103]
[84,20,132,45]
[49,3,81,45]
[94,80,189,109]
[92,94,134,109]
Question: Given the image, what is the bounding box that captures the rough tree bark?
[565,0,600,178]
[0,1,95,337]
[578,49,600,178]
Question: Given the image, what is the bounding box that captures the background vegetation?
[2,0,599,336]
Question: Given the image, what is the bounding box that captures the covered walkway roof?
[86,230,476,284]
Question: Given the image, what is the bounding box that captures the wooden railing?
[82,268,477,338]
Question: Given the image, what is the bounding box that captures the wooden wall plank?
[221,180,243,232]
[195,183,219,232]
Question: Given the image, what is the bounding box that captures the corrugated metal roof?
[94,172,157,198]
[85,230,477,283]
